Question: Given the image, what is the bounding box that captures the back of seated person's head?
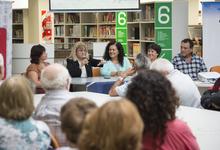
[126,70,179,148]
[41,63,71,90]
[0,75,34,120]
[135,53,151,72]
[60,97,97,146]
[150,58,174,75]
[78,99,144,150]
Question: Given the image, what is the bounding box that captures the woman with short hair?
[78,99,144,150]
[146,43,161,62]
[26,44,49,93]
[0,75,51,150]
[57,98,97,150]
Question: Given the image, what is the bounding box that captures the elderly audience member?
[151,58,201,108]
[26,44,49,93]
[146,43,161,62]
[109,53,150,96]
[126,70,200,150]
[78,99,144,150]
[34,63,73,146]
[0,75,50,150]
[66,41,103,77]
[101,40,132,77]
[58,98,97,150]
[172,38,207,80]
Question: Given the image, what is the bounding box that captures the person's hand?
[111,71,118,76]
[97,59,106,66]
[125,67,136,76]
[81,58,89,66]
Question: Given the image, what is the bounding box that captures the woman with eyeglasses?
[66,42,103,78]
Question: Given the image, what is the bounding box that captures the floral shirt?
[0,117,51,150]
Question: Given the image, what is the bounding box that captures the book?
[133,43,141,57]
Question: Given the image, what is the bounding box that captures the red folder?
[0,28,6,79]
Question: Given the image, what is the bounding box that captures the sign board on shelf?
[116,12,128,56]
[155,2,172,61]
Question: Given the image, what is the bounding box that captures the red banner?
[0,28,6,79]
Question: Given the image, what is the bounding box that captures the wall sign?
[155,2,172,60]
[116,12,128,56]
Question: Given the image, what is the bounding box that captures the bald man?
[34,63,73,117]
[34,63,74,146]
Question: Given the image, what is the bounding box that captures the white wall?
[202,2,220,69]
[12,0,28,9]
[172,0,189,57]
[189,0,200,25]
[12,43,54,74]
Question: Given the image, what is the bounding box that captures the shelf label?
[155,2,172,60]
[116,12,128,55]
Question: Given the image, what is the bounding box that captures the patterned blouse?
[0,117,51,150]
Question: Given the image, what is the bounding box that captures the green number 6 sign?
[116,12,127,27]
[156,3,172,27]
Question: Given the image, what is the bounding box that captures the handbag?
[201,77,220,111]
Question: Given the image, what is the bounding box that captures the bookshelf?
[53,12,116,59]
[53,3,158,59]
[188,25,202,57]
[127,3,155,57]
[12,10,24,43]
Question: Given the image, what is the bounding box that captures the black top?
[66,58,101,77]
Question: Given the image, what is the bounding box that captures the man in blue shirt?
[172,38,207,80]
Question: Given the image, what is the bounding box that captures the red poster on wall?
[41,10,52,43]
[0,28,6,79]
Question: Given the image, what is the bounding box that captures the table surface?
[34,91,220,150]
[194,80,214,88]
[71,77,118,84]
[71,76,132,85]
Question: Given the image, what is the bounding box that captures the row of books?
[54,14,64,24]
[13,10,23,23]
[55,26,64,36]
[13,29,23,38]
[145,4,154,21]
[98,26,115,38]
[101,13,115,22]
[66,25,81,37]
[144,26,155,41]
[83,26,97,37]
[66,14,80,24]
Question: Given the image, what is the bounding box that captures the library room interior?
[0,0,220,150]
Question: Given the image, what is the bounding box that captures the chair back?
[210,66,220,73]
[50,134,60,148]
[92,67,101,77]
[86,81,114,94]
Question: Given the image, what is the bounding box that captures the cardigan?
[66,58,101,77]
